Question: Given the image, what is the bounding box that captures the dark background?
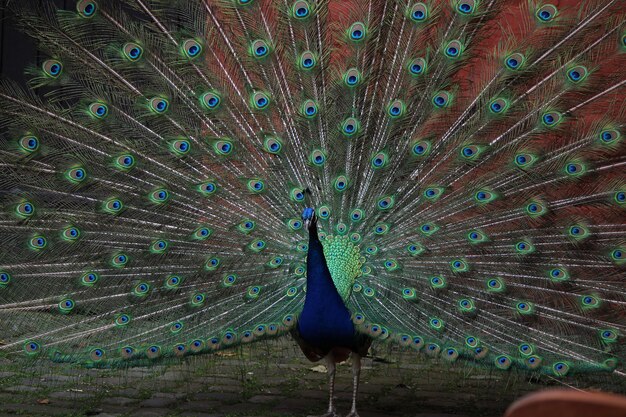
[0,0,70,86]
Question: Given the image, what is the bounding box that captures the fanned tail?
[0,0,624,379]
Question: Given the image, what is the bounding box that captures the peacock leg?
[345,353,361,417]
[308,354,340,417]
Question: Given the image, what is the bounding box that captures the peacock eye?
[536,4,557,22]
[409,58,427,76]
[88,102,109,118]
[251,91,270,109]
[445,40,463,58]
[77,0,97,18]
[341,67,363,88]
[387,99,405,118]
[298,50,317,71]
[348,22,367,41]
[457,0,476,14]
[432,91,451,108]
[293,1,311,19]
[251,39,271,58]
[301,100,318,117]
[406,3,428,24]
[181,39,203,58]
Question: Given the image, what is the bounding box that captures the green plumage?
[322,235,364,302]
[0,0,624,387]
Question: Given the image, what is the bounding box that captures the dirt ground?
[0,338,623,417]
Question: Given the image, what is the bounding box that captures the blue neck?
[297,224,356,349]
[304,226,342,303]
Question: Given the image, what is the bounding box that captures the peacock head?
[302,207,316,231]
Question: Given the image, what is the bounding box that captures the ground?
[0,338,622,417]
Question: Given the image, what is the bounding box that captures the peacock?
[0,0,625,416]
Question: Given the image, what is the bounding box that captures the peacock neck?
[297,223,357,349]
[304,226,344,304]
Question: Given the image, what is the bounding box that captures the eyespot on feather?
[348,22,367,42]
[408,3,429,22]
[42,60,63,77]
[123,43,143,61]
[76,0,97,18]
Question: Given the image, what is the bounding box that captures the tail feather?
[0,0,624,378]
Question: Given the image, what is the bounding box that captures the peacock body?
[0,0,625,414]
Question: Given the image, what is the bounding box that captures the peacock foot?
[345,411,360,417]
